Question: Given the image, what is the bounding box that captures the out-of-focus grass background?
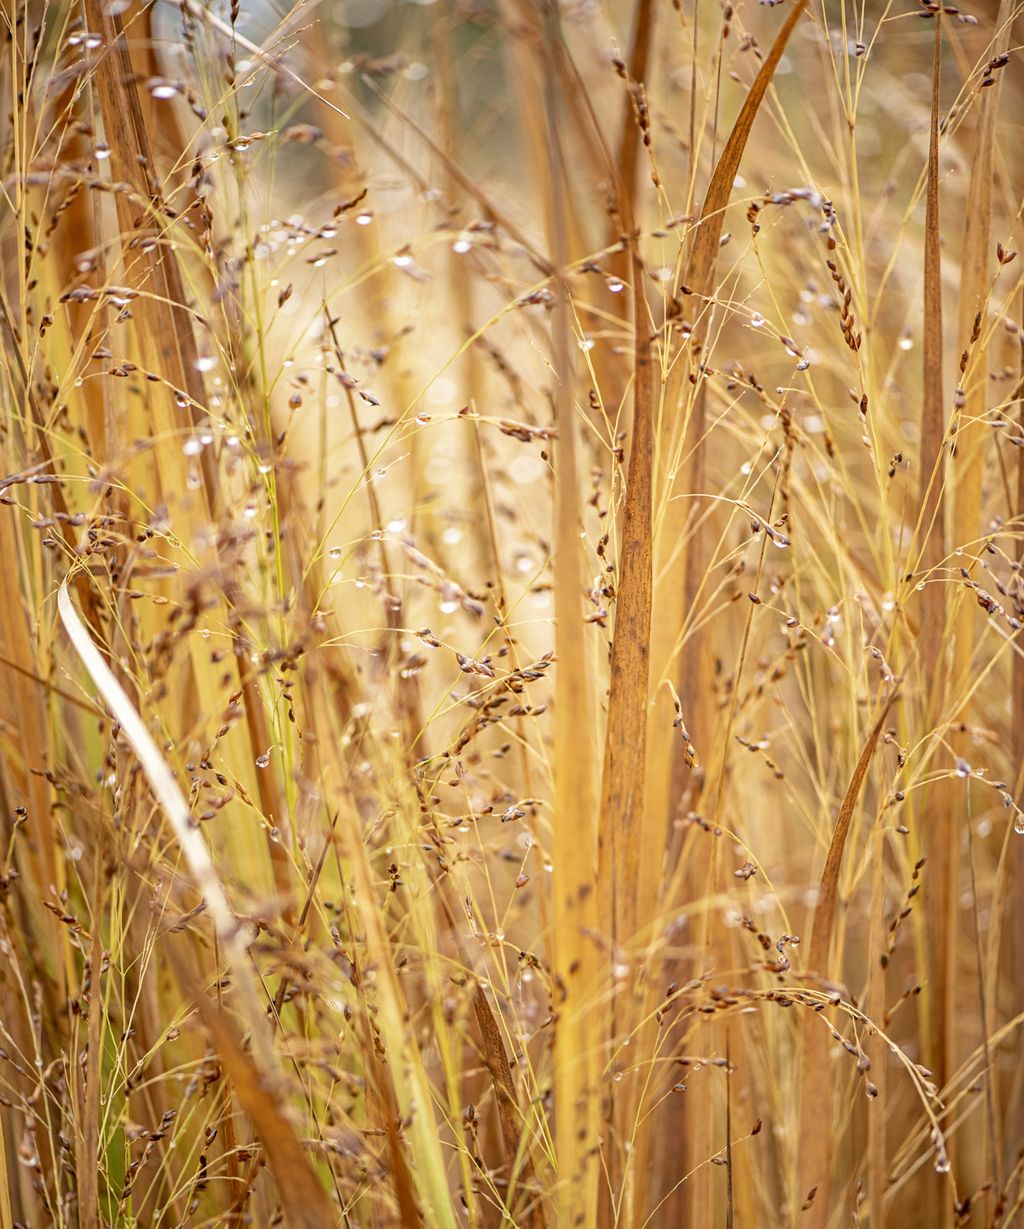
[1,0,1023,1225]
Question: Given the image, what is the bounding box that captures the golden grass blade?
[1013,302,1024,1168]
[651,0,810,815]
[797,690,896,1227]
[0,502,66,955]
[593,245,654,1229]
[472,985,547,1229]
[0,1111,12,1229]
[614,0,655,236]
[597,250,654,957]
[917,7,946,660]
[915,13,957,1111]
[934,5,1016,1197]
[539,5,601,1225]
[683,0,809,302]
[57,576,275,1065]
[805,693,898,981]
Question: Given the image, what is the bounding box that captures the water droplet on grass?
[147,78,178,99]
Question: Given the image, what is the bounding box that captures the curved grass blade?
[797,689,897,1227]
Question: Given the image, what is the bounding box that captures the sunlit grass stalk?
[916,13,956,1128]
[539,5,602,1226]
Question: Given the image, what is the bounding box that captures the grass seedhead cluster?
[1,0,1023,1225]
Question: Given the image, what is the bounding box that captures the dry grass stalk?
[2,0,1023,1225]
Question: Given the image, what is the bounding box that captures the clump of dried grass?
[1,0,1023,1226]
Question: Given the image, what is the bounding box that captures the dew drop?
[147,78,178,100]
[255,750,271,768]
